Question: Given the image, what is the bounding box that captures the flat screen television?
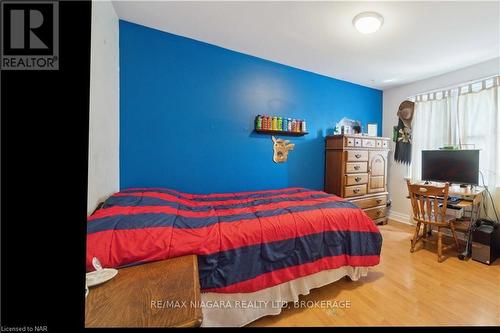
[421,149,480,185]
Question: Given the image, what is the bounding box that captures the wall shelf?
[254,129,308,136]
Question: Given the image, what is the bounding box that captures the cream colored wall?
[382,57,500,224]
[88,0,120,215]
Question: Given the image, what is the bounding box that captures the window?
[410,75,500,190]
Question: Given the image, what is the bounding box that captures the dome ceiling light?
[353,12,384,34]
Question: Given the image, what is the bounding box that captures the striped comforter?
[86,187,382,293]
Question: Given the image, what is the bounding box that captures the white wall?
[88,0,120,215]
[383,57,500,224]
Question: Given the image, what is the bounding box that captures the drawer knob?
[353,188,360,193]
[355,177,362,182]
[355,154,361,158]
[376,199,382,204]
[354,165,360,170]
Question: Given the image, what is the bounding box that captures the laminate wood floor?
[249,221,500,326]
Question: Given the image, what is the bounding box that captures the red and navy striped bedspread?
[86,187,382,293]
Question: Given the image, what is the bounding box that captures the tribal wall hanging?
[393,100,414,164]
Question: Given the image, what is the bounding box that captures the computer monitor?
[421,149,480,185]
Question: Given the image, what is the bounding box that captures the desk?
[410,182,485,197]
[85,255,203,328]
[409,183,484,205]
[407,182,485,259]
[448,185,484,231]
[447,184,485,201]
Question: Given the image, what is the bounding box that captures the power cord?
[479,170,499,224]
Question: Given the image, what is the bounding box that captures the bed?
[86,187,382,326]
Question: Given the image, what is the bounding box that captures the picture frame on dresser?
[324,134,390,225]
[367,123,378,137]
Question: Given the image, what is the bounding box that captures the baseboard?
[387,210,412,225]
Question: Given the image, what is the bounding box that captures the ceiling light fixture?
[353,12,384,34]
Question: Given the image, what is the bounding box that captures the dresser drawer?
[345,173,368,186]
[346,150,368,162]
[345,162,367,173]
[350,195,387,209]
[345,137,355,147]
[365,206,386,220]
[362,139,376,148]
[344,184,367,197]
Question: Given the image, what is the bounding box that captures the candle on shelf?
[255,115,262,130]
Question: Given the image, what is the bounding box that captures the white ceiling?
[112,1,500,90]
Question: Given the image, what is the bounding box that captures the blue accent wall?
[120,20,383,193]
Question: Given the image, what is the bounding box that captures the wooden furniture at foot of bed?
[324,134,390,225]
[85,255,202,328]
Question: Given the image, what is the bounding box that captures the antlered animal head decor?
[272,136,295,163]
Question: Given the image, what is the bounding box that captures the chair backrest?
[406,180,450,225]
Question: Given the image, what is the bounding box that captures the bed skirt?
[200,266,369,327]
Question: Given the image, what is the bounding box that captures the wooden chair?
[406,180,460,263]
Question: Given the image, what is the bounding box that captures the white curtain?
[410,91,456,181]
[457,82,500,190]
[411,76,500,188]
[411,75,500,218]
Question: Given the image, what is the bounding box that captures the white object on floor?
[86,268,118,287]
[200,265,369,327]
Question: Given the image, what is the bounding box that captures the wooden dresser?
[324,135,390,225]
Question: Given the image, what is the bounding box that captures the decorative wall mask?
[272,136,295,163]
[394,100,414,164]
